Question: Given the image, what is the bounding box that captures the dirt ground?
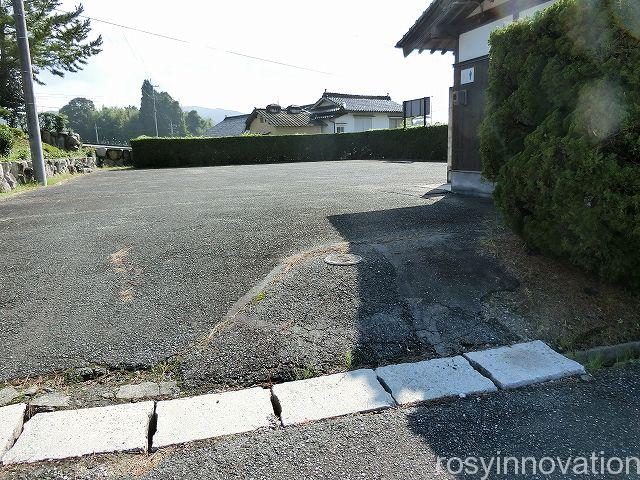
[480,218,640,353]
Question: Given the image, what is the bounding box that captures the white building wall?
[459,16,513,62]
[325,113,401,134]
[519,0,557,19]
[458,0,559,63]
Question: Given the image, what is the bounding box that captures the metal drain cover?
[324,253,363,266]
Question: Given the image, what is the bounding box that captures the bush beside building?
[479,0,640,288]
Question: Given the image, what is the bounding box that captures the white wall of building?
[459,16,513,62]
[520,0,557,19]
[458,0,559,63]
[321,113,402,134]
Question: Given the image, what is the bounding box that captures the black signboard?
[403,97,431,118]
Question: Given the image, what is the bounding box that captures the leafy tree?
[0,1,102,124]
[0,123,13,156]
[138,79,156,136]
[59,97,97,141]
[95,106,138,146]
[38,111,67,132]
[139,80,187,136]
[185,110,211,136]
[156,91,186,136]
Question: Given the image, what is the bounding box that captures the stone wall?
[41,131,82,151]
[94,146,132,167]
[0,156,96,193]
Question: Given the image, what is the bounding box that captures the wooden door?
[451,56,489,172]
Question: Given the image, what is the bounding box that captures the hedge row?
[129,125,448,169]
[480,0,640,288]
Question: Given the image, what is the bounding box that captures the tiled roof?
[396,0,474,55]
[320,92,403,113]
[252,108,323,128]
[311,105,344,120]
[205,114,249,137]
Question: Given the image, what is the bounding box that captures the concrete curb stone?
[0,403,26,462]
[2,401,154,464]
[376,356,498,405]
[272,369,395,426]
[464,340,586,389]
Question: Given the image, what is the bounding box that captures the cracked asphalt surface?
[3,363,639,479]
[1,160,518,387]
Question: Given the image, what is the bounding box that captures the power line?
[35,93,106,98]
[53,8,332,75]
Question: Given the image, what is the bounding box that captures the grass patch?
[0,173,81,198]
[150,358,182,382]
[47,173,76,186]
[584,355,604,373]
[344,349,354,370]
[294,364,317,380]
[4,130,93,162]
[99,165,133,171]
[0,181,39,197]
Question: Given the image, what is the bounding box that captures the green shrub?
[480,0,640,288]
[130,125,448,169]
[38,112,68,133]
[0,124,14,157]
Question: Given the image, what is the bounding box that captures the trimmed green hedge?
[130,125,448,169]
[480,0,640,288]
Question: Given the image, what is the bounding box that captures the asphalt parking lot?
[0,160,517,388]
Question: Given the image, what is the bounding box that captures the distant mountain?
[182,106,244,125]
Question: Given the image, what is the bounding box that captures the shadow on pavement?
[180,194,520,390]
[327,194,520,369]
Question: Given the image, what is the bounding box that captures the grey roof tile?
[320,92,403,113]
[252,108,322,128]
[205,114,250,137]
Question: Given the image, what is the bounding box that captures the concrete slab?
[2,401,154,464]
[375,356,497,405]
[0,403,26,462]
[0,387,20,407]
[152,387,274,449]
[464,341,586,389]
[30,392,70,408]
[116,382,160,399]
[272,369,395,426]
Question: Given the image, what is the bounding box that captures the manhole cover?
[324,253,363,266]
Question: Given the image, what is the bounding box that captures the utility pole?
[94,122,99,144]
[12,0,46,185]
[150,82,159,137]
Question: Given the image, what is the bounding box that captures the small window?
[336,125,346,134]
[354,116,372,132]
[389,117,403,129]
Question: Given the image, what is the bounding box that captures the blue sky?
[34,0,454,123]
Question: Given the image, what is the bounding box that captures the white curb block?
[0,403,26,462]
[464,340,586,389]
[2,402,154,464]
[376,356,498,405]
[272,369,395,426]
[0,341,588,465]
[152,387,274,449]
